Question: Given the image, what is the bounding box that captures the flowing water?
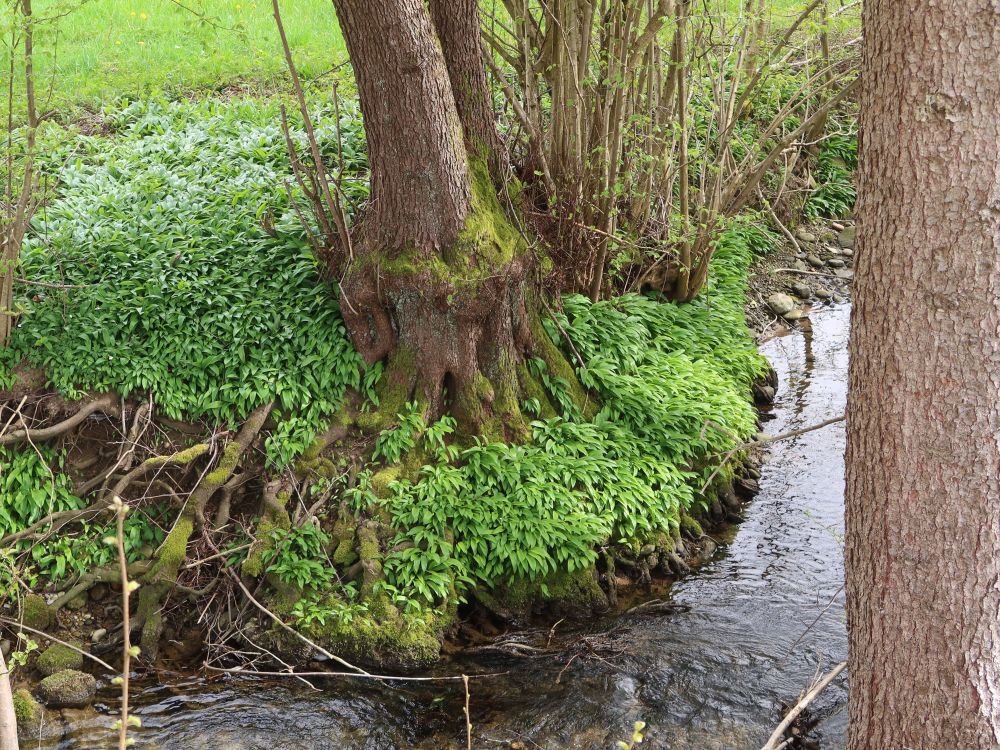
[26,304,852,750]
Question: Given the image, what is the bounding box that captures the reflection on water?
[27,305,852,750]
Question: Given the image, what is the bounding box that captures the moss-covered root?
[241,479,292,578]
[136,400,274,658]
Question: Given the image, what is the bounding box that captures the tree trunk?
[332,0,580,438]
[428,0,506,176]
[844,0,1000,747]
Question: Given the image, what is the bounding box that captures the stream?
[26,303,851,750]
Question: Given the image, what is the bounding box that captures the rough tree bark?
[428,0,506,176]
[844,0,1000,748]
[332,0,584,438]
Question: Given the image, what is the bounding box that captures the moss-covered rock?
[37,669,96,708]
[12,687,41,726]
[305,592,443,670]
[679,513,705,539]
[36,642,84,676]
[479,566,608,621]
[20,594,52,631]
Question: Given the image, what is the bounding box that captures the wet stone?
[791,282,812,298]
[814,287,833,299]
[767,293,796,316]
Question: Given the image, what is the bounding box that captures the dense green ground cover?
[1,99,770,617]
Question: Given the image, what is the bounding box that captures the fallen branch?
[738,416,845,451]
[760,661,847,750]
[0,617,116,672]
[204,665,506,683]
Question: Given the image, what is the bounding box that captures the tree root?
[0,393,120,446]
[134,401,273,659]
[49,561,152,612]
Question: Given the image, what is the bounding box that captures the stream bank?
[16,304,851,750]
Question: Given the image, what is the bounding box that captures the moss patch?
[20,594,52,631]
[36,642,84,676]
[305,592,443,670]
[483,566,608,620]
[12,688,41,725]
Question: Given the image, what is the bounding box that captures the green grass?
[25,0,345,111]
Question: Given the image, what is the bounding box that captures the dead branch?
[760,661,847,750]
[0,617,116,672]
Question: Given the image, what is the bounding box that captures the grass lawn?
[16,1,856,115]
[28,0,345,111]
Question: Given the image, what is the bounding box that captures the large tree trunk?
[428,0,506,176]
[844,0,1000,748]
[332,0,578,438]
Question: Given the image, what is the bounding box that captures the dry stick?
[760,661,847,750]
[0,647,18,750]
[700,416,845,494]
[738,415,845,451]
[463,674,473,750]
[204,666,506,683]
[0,618,116,673]
[112,497,133,750]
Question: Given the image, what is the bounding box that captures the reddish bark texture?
[845,0,1000,747]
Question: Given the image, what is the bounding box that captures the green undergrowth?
[357,222,769,609]
[0,446,165,593]
[804,127,858,220]
[2,98,770,649]
[1,98,369,465]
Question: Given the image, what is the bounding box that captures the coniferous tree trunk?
[844,0,1000,747]
[331,0,581,437]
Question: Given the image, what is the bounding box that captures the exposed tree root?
[0,393,120,446]
[134,401,273,658]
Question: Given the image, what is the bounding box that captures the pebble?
[766,292,796,316]
[795,228,817,243]
[835,268,854,279]
[826,257,846,268]
[842,248,854,257]
[806,254,825,268]
[90,628,107,644]
[838,225,856,248]
[793,259,808,271]
[783,309,804,321]
[815,287,833,299]
[791,282,812,298]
